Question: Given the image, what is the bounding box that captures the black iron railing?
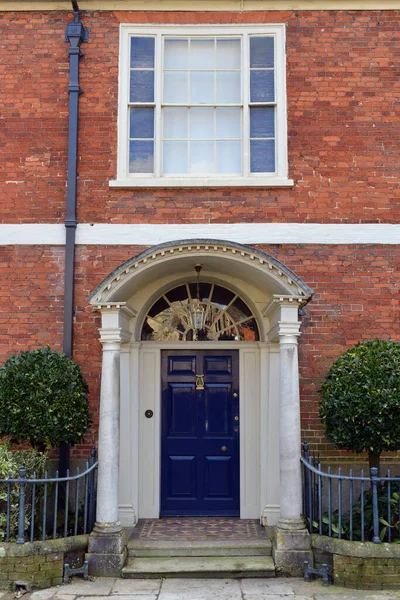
[0,449,97,544]
[301,442,400,544]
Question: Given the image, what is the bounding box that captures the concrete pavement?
[4,577,400,600]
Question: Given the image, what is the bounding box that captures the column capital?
[264,295,302,343]
[95,302,136,345]
[94,302,137,319]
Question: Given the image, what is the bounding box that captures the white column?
[93,303,135,534]
[278,325,302,523]
[265,296,304,528]
[95,337,122,531]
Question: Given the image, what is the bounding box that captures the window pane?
[216,72,241,103]
[163,141,188,174]
[250,36,274,68]
[250,107,275,138]
[250,139,275,173]
[216,141,241,174]
[163,108,188,139]
[216,108,241,139]
[190,39,215,69]
[164,72,188,103]
[250,70,275,103]
[164,39,189,69]
[190,72,214,104]
[130,108,154,139]
[216,39,241,70]
[129,140,154,173]
[130,70,154,103]
[190,108,214,140]
[130,37,155,69]
[190,141,214,173]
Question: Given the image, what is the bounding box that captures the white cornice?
[0,223,399,246]
[1,1,398,10]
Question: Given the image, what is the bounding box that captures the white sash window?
[112,25,292,188]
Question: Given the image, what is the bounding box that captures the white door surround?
[88,239,313,531]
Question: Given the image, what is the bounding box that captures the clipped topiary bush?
[320,339,400,472]
[0,347,91,450]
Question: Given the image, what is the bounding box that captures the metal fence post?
[87,446,96,531]
[370,467,381,544]
[302,442,310,528]
[16,467,26,544]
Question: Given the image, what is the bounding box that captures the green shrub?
[0,347,91,449]
[0,442,47,540]
[312,485,400,543]
[320,339,400,472]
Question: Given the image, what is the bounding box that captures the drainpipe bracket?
[65,219,78,229]
[65,21,89,45]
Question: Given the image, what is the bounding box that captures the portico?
[86,239,313,575]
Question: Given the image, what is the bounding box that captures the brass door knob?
[221,446,227,452]
[233,393,238,398]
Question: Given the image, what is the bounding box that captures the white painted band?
[0,223,399,245]
[1,1,398,10]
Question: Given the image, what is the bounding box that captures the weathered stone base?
[86,528,127,577]
[312,535,400,589]
[273,519,312,576]
[86,549,127,577]
[0,535,88,591]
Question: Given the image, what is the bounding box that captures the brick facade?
[0,8,399,461]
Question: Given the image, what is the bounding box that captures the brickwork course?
[0,8,399,461]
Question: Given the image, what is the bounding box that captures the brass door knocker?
[195,374,205,390]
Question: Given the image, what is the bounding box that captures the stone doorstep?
[127,538,273,558]
[121,556,276,579]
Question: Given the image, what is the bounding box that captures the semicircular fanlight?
[141,282,259,342]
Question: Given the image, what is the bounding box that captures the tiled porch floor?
[130,518,269,541]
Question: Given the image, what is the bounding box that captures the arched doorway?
[88,240,313,527]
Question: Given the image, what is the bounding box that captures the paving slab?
[59,580,114,596]
[77,597,157,600]
[30,591,57,600]
[159,594,241,600]
[243,596,311,600]
[160,578,241,594]
[111,580,162,595]
[241,579,295,595]
[313,595,400,600]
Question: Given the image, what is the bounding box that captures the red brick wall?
[0,10,399,224]
[1,243,398,459]
[0,8,399,460]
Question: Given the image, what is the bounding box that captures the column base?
[273,518,313,577]
[86,525,127,577]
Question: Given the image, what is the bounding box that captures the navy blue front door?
[161,350,240,516]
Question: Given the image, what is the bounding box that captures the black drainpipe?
[60,2,88,475]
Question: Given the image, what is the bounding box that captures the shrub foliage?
[320,339,400,470]
[0,347,91,449]
[0,442,47,540]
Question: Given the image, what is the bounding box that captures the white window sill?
[109,177,294,188]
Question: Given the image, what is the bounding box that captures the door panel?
[167,383,196,437]
[161,350,239,516]
[168,456,196,498]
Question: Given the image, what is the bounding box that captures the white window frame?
[110,24,293,188]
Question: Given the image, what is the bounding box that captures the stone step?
[121,556,276,579]
[128,539,272,558]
